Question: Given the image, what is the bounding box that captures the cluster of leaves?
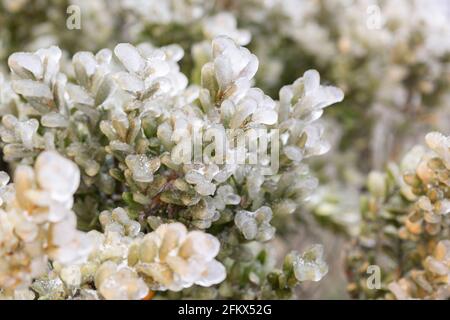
[346,132,449,299]
[0,32,342,299]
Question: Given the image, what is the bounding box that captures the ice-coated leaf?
[95,77,114,106]
[8,52,43,79]
[195,181,216,196]
[12,79,52,99]
[235,207,274,241]
[125,154,160,183]
[113,72,144,93]
[251,108,278,125]
[425,132,450,169]
[73,51,97,86]
[17,119,39,149]
[35,46,62,84]
[0,171,10,186]
[293,244,328,282]
[114,43,145,74]
[41,112,69,128]
[66,83,94,106]
[303,69,320,94]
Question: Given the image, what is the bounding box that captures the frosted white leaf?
[439,199,450,215]
[241,219,258,240]
[50,214,77,246]
[12,79,52,99]
[317,86,344,108]
[132,223,225,291]
[304,125,330,156]
[417,196,433,211]
[303,70,320,94]
[96,48,113,65]
[41,112,69,128]
[388,282,409,300]
[110,141,134,153]
[66,84,94,106]
[17,119,39,149]
[425,132,450,168]
[114,43,145,74]
[161,44,184,62]
[284,146,303,162]
[35,46,62,84]
[195,181,216,196]
[113,72,144,93]
[73,51,97,79]
[230,99,256,128]
[15,220,38,241]
[235,211,258,239]
[257,225,275,242]
[251,108,278,125]
[8,52,43,79]
[60,265,82,287]
[96,262,148,300]
[212,36,258,96]
[255,206,273,222]
[293,244,328,282]
[125,154,160,183]
[195,259,227,287]
[425,256,448,275]
[13,289,35,300]
[0,171,10,186]
[185,171,204,184]
[34,151,80,203]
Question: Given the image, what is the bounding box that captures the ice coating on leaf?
[279,69,344,123]
[12,79,53,100]
[41,112,69,128]
[425,132,450,169]
[212,185,241,210]
[235,206,275,241]
[73,52,97,80]
[228,88,277,128]
[396,131,450,238]
[114,43,146,74]
[184,164,219,196]
[113,72,144,94]
[129,222,226,291]
[0,34,344,299]
[350,130,450,299]
[125,154,160,183]
[95,261,148,300]
[17,119,39,149]
[34,151,80,204]
[35,46,62,85]
[0,151,90,290]
[293,244,328,282]
[211,36,258,101]
[66,83,95,106]
[111,42,188,99]
[8,52,43,79]
[0,171,9,186]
